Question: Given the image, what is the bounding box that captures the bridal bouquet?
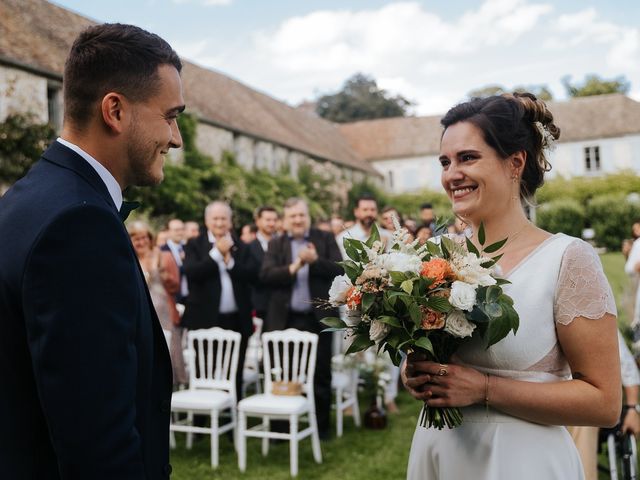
[322,220,519,429]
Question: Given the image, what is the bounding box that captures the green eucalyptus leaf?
[486,285,501,303]
[466,237,480,256]
[483,238,508,253]
[365,223,381,248]
[362,292,375,311]
[483,302,503,318]
[320,317,347,329]
[377,315,402,327]
[426,241,441,256]
[478,222,486,245]
[414,336,434,356]
[345,334,375,354]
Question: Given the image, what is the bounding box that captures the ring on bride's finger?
[437,364,448,376]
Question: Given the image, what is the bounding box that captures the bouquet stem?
[419,404,463,429]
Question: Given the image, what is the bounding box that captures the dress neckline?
[501,233,562,279]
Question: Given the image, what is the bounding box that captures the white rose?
[449,281,477,312]
[453,253,497,287]
[344,307,362,326]
[375,252,422,278]
[444,310,476,338]
[369,319,390,343]
[329,274,352,306]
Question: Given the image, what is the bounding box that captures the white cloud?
[181,0,638,115]
[552,8,640,72]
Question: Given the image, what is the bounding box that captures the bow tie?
[118,201,140,222]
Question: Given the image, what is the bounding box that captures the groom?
[0,24,184,479]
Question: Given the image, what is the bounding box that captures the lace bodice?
[458,234,616,382]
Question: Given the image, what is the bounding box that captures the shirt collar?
[57,137,123,210]
[287,230,310,241]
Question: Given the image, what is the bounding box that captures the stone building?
[0,0,381,203]
[2,0,640,200]
[340,94,640,194]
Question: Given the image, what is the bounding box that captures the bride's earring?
[512,175,519,201]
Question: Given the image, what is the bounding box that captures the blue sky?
[51,0,640,115]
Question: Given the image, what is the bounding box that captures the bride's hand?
[401,352,431,401]
[404,356,487,407]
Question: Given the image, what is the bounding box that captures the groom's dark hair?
[63,23,182,126]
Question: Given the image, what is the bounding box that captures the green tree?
[0,114,55,186]
[315,73,413,123]
[468,84,553,101]
[562,74,630,97]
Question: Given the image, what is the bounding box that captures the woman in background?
[128,221,187,387]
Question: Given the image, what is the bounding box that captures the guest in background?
[380,205,402,233]
[182,201,254,398]
[162,218,189,305]
[128,221,187,387]
[156,229,169,247]
[419,202,436,231]
[315,219,331,233]
[240,223,257,244]
[415,225,433,246]
[330,215,344,237]
[247,206,279,320]
[260,197,343,439]
[337,194,392,259]
[184,220,200,240]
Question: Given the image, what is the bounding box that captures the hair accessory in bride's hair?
[534,121,556,152]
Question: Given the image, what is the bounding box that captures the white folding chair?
[243,317,264,396]
[237,328,322,477]
[331,354,361,437]
[170,327,241,468]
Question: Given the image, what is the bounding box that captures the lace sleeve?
[554,239,617,325]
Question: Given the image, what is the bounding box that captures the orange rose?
[420,258,454,288]
[420,307,445,330]
[346,286,362,309]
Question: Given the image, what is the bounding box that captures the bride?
[402,92,621,479]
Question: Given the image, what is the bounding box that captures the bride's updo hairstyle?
[440,92,560,202]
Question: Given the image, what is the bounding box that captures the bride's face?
[439,121,514,224]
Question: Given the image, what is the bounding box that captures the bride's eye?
[460,153,476,162]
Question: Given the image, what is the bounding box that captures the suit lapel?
[41,141,117,211]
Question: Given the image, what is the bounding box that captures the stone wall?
[0,65,48,122]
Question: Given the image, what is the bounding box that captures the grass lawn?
[170,252,635,479]
[170,391,421,479]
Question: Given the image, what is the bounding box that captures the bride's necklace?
[488,222,532,254]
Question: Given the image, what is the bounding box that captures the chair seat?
[331,372,351,390]
[171,389,233,411]
[238,394,310,415]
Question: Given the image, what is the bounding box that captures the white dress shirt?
[56,137,122,210]
[207,231,238,314]
[256,231,270,252]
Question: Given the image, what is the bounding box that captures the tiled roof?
[0,0,378,175]
[340,94,640,161]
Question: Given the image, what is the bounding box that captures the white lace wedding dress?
[407,233,617,479]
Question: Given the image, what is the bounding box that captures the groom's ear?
[100,92,127,134]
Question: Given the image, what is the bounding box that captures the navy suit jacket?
[181,232,255,336]
[0,141,173,479]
